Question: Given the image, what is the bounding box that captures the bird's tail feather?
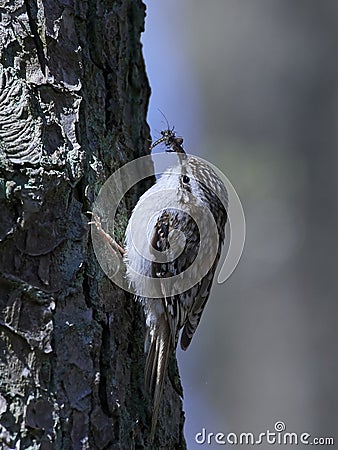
[145,322,171,441]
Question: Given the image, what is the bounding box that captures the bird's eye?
[182,175,190,184]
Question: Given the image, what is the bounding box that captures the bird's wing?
[180,260,218,351]
[150,209,199,345]
[180,199,227,350]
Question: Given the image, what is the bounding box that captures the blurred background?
[142,1,338,448]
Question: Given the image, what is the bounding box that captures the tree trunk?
[0,1,186,448]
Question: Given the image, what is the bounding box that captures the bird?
[123,131,228,439]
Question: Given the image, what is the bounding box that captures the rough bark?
[0,1,186,448]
